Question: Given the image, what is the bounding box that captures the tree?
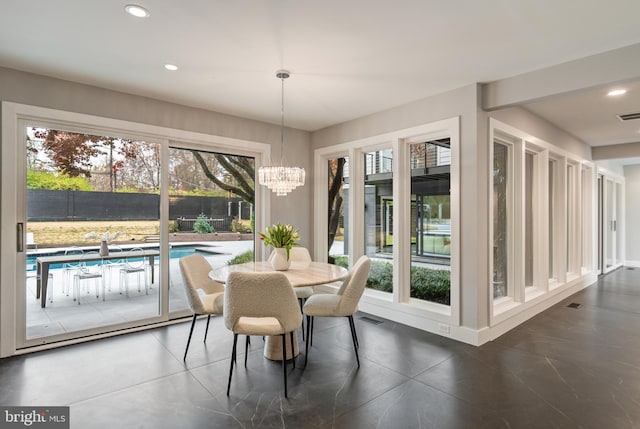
[27,170,94,191]
[116,141,161,191]
[191,151,255,204]
[30,128,255,201]
[30,128,141,192]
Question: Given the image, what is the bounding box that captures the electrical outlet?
[438,323,450,333]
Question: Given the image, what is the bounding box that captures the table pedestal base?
[264,331,299,360]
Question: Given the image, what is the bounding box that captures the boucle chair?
[268,246,314,340]
[303,255,371,367]
[179,254,225,361]
[224,271,302,398]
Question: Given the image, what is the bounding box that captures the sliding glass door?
[1,103,264,355]
[22,125,163,344]
[167,146,255,315]
[599,174,624,274]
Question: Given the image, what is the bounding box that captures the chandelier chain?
[257,69,305,196]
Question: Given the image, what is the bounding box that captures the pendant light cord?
[280,74,285,163]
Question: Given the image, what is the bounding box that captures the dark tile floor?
[2,267,640,428]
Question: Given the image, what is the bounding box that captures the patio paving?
[25,241,254,340]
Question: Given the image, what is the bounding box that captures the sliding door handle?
[17,222,24,252]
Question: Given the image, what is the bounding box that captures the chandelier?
[258,70,305,196]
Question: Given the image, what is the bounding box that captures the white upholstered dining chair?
[224,271,302,398]
[179,254,225,361]
[303,255,371,367]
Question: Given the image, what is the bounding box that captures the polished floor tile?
[2,267,640,428]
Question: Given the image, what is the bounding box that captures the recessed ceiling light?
[164,64,178,71]
[124,4,150,18]
[608,89,627,96]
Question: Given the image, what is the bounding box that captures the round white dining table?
[209,260,348,287]
[209,260,349,360]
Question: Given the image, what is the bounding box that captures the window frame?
[314,117,460,328]
[489,119,595,324]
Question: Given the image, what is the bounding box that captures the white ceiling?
[1,0,640,147]
[524,79,640,147]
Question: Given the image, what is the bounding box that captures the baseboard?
[356,273,596,347]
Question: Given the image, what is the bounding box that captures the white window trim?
[580,165,595,274]
[597,166,625,274]
[489,131,516,309]
[314,117,460,331]
[547,154,561,284]
[489,119,596,326]
[524,142,547,300]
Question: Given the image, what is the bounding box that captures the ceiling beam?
[592,141,640,160]
[482,43,640,110]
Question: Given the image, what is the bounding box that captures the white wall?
[490,106,591,159]
[0,66,314,246]
[597,159,625,176]
[624,164,640,266]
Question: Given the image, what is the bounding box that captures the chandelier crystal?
[258,70,306,196]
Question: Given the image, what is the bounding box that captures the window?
[566,163,574,274]
[548,158,558,282]
[167,146,255,314]
[580,165,593,273]
[328,157,349,265]
[410,139,451,305]
[524,151,535,288]
[364,149,393,294]
[493,141,510,299]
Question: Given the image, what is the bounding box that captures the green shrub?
[27,170,93,191]
[410,267,450,304]
[333,255,349,268]
[193,213,214,234]
[227,250,254,265]
[231,218,244,233]
[367,260,393,292]
[168,220,179,233]
[329,254,450,305]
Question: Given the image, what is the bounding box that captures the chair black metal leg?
[304,315,312,367]
[290,331,295,368]
[310,315,315,347]
[282,334,288,398]
[227,333,238,396]
[244,335,250,368]
[348,316,360,367]
[299,298,305,341]
[183,314,197,361]
[348,315,360,348]
[204,315,211,342]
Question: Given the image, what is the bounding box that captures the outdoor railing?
[176,217,232,232]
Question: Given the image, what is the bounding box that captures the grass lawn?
[27,221,160,247]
